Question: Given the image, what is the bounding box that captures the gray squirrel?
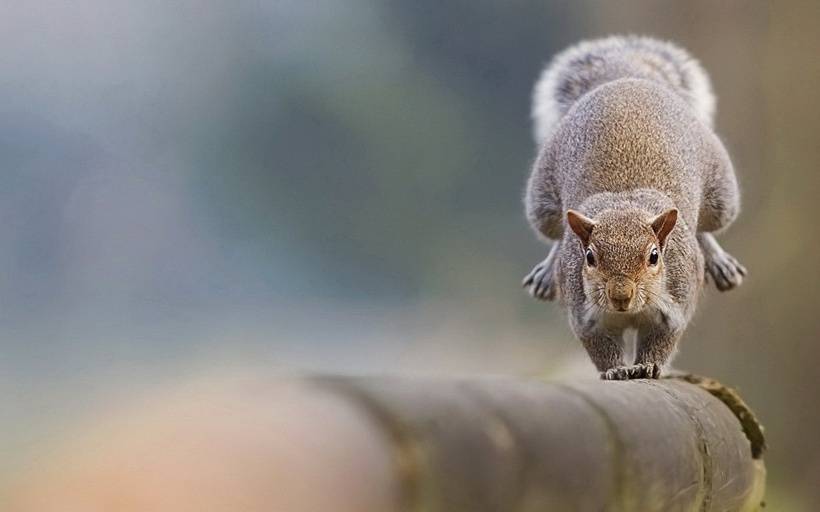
[522,36,746,380]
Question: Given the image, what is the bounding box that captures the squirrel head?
[567,207,678,313]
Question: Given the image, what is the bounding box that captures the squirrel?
[521,36,746,380]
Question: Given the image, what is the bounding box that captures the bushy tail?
[531,35,715,144]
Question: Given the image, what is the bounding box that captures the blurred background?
[0,0,817,509]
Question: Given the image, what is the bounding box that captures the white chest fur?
[586,305,669,333]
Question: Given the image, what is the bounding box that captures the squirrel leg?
[698,133,740,233]
[698,233,747,291]
[522,242,560,301]
[574,328,626,379]
[634,324,684,379]
[578,327,656,381]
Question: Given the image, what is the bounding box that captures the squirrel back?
[531,35,715,144]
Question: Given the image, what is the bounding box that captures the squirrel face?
[567,207,678,313]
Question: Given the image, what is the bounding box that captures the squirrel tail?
[531,35,715,144]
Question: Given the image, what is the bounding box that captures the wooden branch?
[311,375,766,512]
[7,375,766,512]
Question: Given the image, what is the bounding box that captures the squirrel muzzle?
[606,276,636,312]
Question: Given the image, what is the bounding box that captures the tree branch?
[313,375,766,512]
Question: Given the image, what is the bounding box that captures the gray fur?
[532,35,715,144]
[523,36,744,379]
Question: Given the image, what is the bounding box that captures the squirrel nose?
[606,277,636,311]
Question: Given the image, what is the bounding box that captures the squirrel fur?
[522,36,746,380]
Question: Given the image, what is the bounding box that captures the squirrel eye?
[648,247,659,266]
[585,248,596,267]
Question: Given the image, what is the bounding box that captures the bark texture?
[313,375,766,512]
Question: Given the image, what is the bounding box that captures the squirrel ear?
[567,209,596,245]
[650,208,678,246]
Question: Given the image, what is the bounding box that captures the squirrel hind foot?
[705,250,747,292]
[523,257,558,301]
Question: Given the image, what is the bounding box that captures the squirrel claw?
[523,261,557,301]
[705,250,747,292]
[601,363,661,380]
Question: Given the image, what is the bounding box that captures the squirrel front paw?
[601,363,661,380]
[705,250,747,292]
[522,259,557,301]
